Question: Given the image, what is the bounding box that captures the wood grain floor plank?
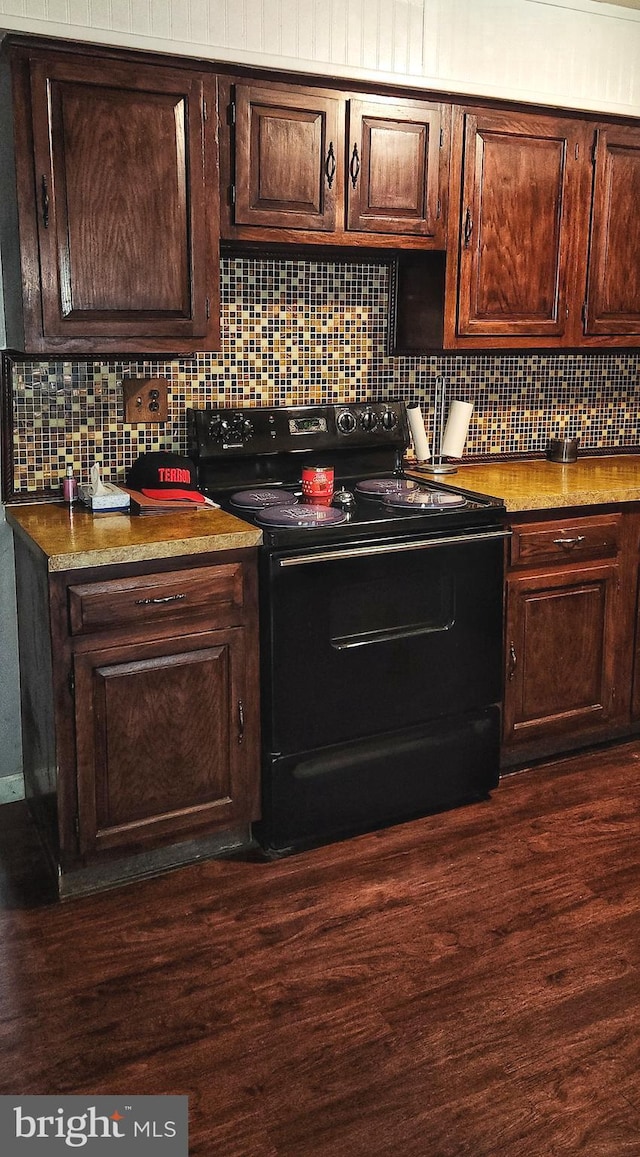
[2,741,640,1153]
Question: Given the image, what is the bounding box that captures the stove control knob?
[337,409,357,435]
[232,411,254,437]
[361,409,378,432]
[228,414,254,442]
[381,409,398,431]
[208,415,223,440]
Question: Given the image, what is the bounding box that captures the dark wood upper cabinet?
[346,98,444,237]
[453,108,590,344]
[233,84,341,231]
[222,80,450,249]
[443,106,640,350]
[6,37,640,354]
[584,125,640,337]
[8,47,220,354]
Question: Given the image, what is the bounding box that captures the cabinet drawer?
[509,516,621,568]
[68,563,244,636]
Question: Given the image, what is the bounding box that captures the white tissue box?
[78,483,130,512]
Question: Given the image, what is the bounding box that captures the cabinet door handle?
[508,642,517,681]
[41,175,50,229]
[552,535,586,551]
[237,699,245,744]
[134,593,187,606]
[463,206,473,248]
[324,141,336,189]
[349,143,360,189]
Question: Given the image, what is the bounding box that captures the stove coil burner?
[355,478,420,498]
[230,488,296,510]
[382,489,468,510]
[256,503,349,529]
[353,477,468,510]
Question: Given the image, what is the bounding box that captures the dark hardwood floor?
[2,743,640,1155]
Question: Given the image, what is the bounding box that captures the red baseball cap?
[127,452,205,503]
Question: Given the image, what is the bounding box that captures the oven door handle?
[276,528,512,566]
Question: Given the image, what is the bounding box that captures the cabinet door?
[233,83,340,231]
[457,110,585,339]
[73,628,258,858]
[584,126,640,336]
[25,54,217,350]
[346,98,446,239]
[503,562,619,748]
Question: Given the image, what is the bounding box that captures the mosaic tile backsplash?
[10,256,640,495]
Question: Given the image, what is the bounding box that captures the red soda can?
[302,464,334,506]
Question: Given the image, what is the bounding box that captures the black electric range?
[188,401,508,856]
[188,401,505,549]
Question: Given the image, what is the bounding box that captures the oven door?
[262,527,509,755]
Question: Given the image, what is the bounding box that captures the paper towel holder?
[420,376,458,475]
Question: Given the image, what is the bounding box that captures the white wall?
[0,506,21,782]
[0,57,23,787]
[0,301,21,781]
[1,0,640,115]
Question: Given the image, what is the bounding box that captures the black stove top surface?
[213,473,504,549]
[188,401,505,549]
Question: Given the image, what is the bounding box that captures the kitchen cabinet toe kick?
[56,825,252,900]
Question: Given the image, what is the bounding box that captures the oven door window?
[265,536,505,756]
[330,567,454,649]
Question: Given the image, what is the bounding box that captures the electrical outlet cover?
[123,378,169,423]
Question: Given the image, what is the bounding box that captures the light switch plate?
[122,377,169,423]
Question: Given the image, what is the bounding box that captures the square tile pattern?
[11,257,640,494]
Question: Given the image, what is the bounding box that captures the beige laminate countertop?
[10,455,640,567]
[407,455,640,513]
[7,501,262,571]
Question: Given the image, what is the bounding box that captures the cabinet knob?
[508,642,517,681]
[237,699,245,744]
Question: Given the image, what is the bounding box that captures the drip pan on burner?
[382,489,468,510]
[355,479,420,497]
[230,488,295,510]
[256,504,349,528]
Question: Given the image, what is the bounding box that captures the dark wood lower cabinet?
[504,562,620,747]
[73,628,252,857]
[502,510,638,768]
[13,542,260,895]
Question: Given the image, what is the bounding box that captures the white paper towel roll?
[406,403,431,462]
[442,400,474,459]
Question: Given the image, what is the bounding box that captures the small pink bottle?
[62,465,78,504]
